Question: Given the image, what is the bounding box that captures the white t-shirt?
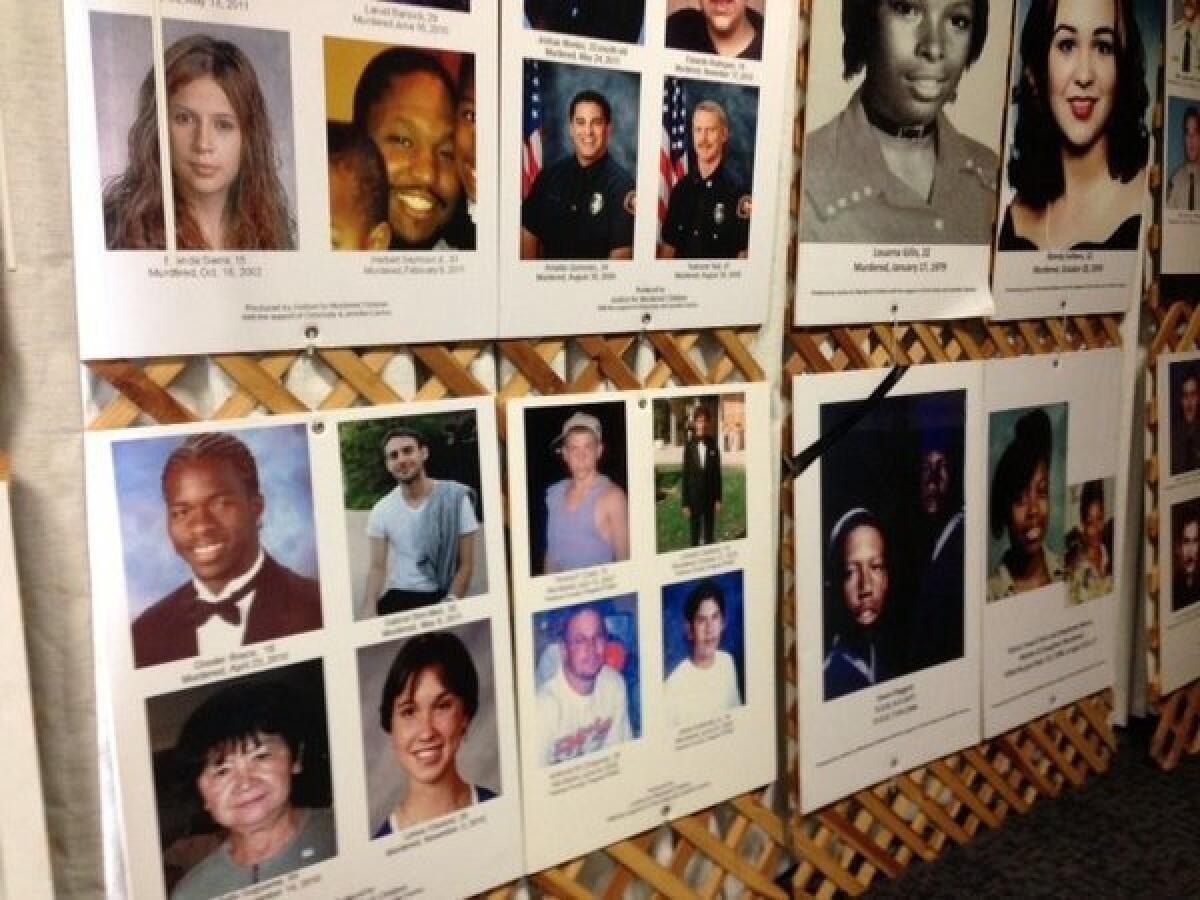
[663,651,741,726]
[537,665,632,765]
[366,484,477,592]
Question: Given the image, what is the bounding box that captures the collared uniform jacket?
[801,93,999,245]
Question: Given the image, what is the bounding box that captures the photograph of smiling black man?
[112,425,322,669]
[324,37,477,252]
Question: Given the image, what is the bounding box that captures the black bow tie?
[189,579,257,627]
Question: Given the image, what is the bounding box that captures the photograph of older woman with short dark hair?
[986,405,1068,602]
[997,0,1150,251]
[800,0,1003,245]
[147,661,334,900]
[94,17,296,251]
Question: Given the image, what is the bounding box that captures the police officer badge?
[590,192,604,216]
[713,202,726,225]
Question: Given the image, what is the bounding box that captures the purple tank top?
[545,475,616,572]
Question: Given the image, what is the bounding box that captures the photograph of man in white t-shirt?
[663,573,744,726]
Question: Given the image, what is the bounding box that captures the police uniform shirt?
[1166,161,1200,211]
[662,161,751,258]
[522,152,636,259]
[801,90,999,245]
[525,0,644,43]
[664,7,764,60]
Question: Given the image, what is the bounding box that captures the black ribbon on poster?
[785,365,909,478]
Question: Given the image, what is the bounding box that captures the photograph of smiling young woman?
[103,35,295,252]
[997,0,1149,251]
[801,0,1001,245]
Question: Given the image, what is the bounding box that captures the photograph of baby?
[338,410,486,619]
[986,403,1069,603]
[324,37,476,252]
[658,78,758,261]
[531,594,642,765]
[520,59,641,260]
[112,425,321,669]
[358,620,500,838]
[653,393,747,552]
[1064,477,1115,606]
[522,401,630,576]
[145,660,334,900]
[820,390,968,701]
[661,571,746,726]
[90,13,297,252]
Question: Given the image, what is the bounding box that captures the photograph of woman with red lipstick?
[100,25,296,251]
[799,0,1005,245]
[358,623,500,838]
[996,0,1150,251]
[986,405,1069,603]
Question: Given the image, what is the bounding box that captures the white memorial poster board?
[793,0,1012,325]
[792,364,983,812]
[990,0,1160,319]
[0,480,55,900]
[1162,90,1200,274]
[982,351,1123,737]
[64,0,498,358]
[498,1,792,337]
[85,398,521,900]
[1156,349,1200,694]
[507,384,775,870]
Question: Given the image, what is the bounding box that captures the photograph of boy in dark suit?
[681,406,722,546]
[131,432,322,668]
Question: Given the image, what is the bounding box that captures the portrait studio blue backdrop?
[665,76,759,192]
[525,59,641,179]
[532,593,642,739]
[986,402,1069,577]
[661,570,745,701]
[112,424,319,619]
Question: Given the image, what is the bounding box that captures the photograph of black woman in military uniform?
[520,60,641,261]
[652,393,747,552]
[799,0,1009,245]
[819,390,968,701]
[657,78,758,260]
[524,0,645,44]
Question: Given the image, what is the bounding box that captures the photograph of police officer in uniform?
[524,0,646,44]
[799,0,1009,245]
[658,78,758,259]
[520,61,641,261]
